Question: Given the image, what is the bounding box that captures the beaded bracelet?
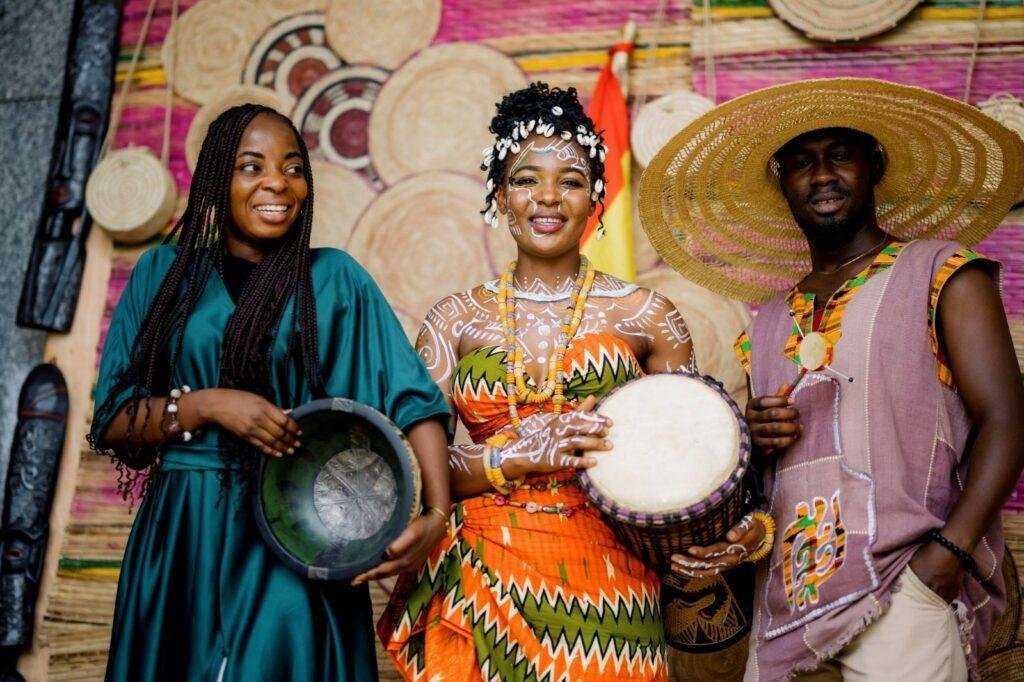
[745,511,776,564]
[926,529,976,573]
[164,385,193,443]
[483,443,512,494]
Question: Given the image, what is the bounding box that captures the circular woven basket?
[369,42,528,185]
[979,643,1024,680]
[324,0,442,70]
[767,0,922,42]
[185,85,290,172]
[980,93,1024,202]
[346,171,495,326]
[86,147,178,244]
[162,0,276,105]
[254,0,327,20]
[242,11,342,112]
[292,65,390,184]
[632,92,716,168]
[309,160,377,250]
[986,551,1021,653]
[636,266,751,405]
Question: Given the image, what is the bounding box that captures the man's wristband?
[926,529,976,573]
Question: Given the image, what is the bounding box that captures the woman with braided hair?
[90,104,451,681]
[379,82,769,681]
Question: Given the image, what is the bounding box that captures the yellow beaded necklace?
[497,257,596,431]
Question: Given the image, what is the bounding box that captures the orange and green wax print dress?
[378,332,668,681]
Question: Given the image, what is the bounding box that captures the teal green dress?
[91,245,449,682]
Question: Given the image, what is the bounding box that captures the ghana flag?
[580,42,635,283]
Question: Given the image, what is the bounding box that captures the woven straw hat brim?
[369,42,528,185]
[185,85,291,172]
[767,0,922,42]
[632,91,716,169]
[309,160,377,250]
[162,0,276,106]
[346,171,499,326]
[86,147,178,244]
[325,0,441,70]
[639,78,1024,303]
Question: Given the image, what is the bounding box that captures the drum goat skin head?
[584,373,741,514]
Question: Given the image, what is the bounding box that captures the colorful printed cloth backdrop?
[42,0,1024,679]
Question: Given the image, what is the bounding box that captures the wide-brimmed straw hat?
[639,78,1024,302]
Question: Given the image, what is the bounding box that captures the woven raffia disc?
[185,85,290,172]
[767,0,922,42]
[369,42,528,185]
[324,0,441,70]
[980,93,1024,202]
[86,147,178,244]
[292,65,390,184]
[632,92,715,168]
[162,0,276,105]
[979,642,1024,680]
[639,78,1024,302]
[986,550,1022,653]
[254,0,327,20]
[346,172,495,325]
[636,267,751,404]
[242,12,342,112]
[309,160,376,249]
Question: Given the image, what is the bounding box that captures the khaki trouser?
[792,567,968,681]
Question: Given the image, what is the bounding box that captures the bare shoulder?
[425,286,492,325]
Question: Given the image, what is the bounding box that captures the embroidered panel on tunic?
[734,243,985,390]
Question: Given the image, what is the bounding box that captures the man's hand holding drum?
[671,512,771,579]
[746,383,803,456]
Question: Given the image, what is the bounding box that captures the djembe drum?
[253,398,421,581]
[579,372,755,652]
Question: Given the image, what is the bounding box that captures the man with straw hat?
[640,78,1024,680]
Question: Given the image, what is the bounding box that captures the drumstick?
[775,369,807,398]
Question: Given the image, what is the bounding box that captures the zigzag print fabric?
[378,333,668,681]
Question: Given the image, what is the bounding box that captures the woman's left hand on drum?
[669,513,766,579]
[350,511,448,586]
[500,396,612,478]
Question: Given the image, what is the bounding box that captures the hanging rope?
[629,0,670,122]
[962,0,987,104]
[161,0,180,165]
[702,0,718,104]
[99,0,160,159]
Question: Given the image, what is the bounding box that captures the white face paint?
[504,137,593,241]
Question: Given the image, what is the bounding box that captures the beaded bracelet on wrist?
[483,444,513,494]
[164,385,193,443]
[745,510,776,563]
[926,529,976,573]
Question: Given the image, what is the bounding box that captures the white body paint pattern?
[416,270,696,482]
